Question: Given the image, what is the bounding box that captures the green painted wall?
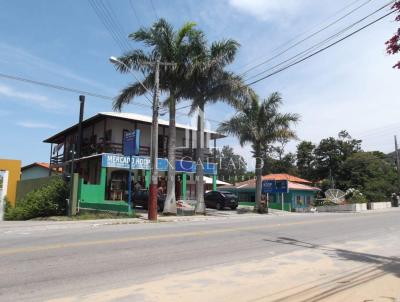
[230,187,317,211]
[79,167,107,203]
[79,201,128,213]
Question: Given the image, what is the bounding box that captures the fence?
[16,176,58,201]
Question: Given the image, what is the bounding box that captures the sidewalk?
[0,208,292,233]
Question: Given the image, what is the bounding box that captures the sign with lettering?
[262,180,289,194]
[101,154,217,175]
[123,129,140,156]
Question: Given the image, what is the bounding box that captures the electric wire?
[247,8,397,86]
[239,0,374,76]
[129,0,143,27]
[244,1,394,83]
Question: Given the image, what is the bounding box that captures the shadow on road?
[261,237,400,302]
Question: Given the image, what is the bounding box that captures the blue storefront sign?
[101,154,217,175]
[262,180,289,194]
[123,129,140,156]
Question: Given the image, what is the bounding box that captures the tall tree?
[337,151,397,201]
[314,131,361,184]
[296,141,316,180]
[262,153,297,175]
[385,1,400,69]
[215,146,248,184]
[186,39,251,214]
[111,19,205,214]
[218,92,299,213]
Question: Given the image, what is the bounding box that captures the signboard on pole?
[262,179,289,194]
[123,129,140,156]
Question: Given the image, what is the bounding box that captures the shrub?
[345,188,367,204]
[5,177,68,220]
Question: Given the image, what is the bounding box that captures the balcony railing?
[54,141,215,164]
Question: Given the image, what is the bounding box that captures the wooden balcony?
[52,141,215,165]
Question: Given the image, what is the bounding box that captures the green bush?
[5,177,68,220]
[345,188,367,204]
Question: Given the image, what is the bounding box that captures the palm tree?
[218,92,299,213]
[111,19,205,214]
[185,40,252,214]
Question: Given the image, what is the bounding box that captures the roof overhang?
[44,112,226,144]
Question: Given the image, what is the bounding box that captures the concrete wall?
[316,203,367,212]
[79,167,107,203]
[21,166,49,181]
[0,159,21,206]
[369,202,392,210]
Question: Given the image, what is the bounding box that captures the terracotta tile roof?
[21,162,62,172]
[287,181,320,191]
[262,173,312,184]
[220,179,319,191]
[219,173,318,191]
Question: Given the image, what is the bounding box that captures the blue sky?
[0,0,399,167]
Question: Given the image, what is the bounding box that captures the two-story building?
[44,112,224,212]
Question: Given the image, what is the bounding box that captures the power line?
[100,0,131,49]
[0,72,152,109]
[88,0,131,52]
[88,0,128,51]
[0,71,223,127]
[239,0,374,76]
[149,0,159,19]
[244,1,394,82]
[247,8,397,86]
[129,0,143,27]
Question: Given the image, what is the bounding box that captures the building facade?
[44,112,224,212]
[221,173,319,211]
[21,162,53,180]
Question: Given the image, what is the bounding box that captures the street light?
[109,55,160,221]
[108,56,153,103]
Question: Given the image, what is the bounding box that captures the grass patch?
[31,210,140,221]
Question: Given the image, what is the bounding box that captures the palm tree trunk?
[195,103,205,214]
[163,97,177,214]
[254,145,264,213]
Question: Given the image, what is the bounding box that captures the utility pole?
[394,135,400,193]
[68,144,76,217]
[76,95,85,159]
[109,56,175,221]
[148,57,160,221]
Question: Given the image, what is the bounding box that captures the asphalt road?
[0,210,399,301]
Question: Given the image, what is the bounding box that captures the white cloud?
[16,121,57,129]
[0,83,65,110]
[228,0,305,21]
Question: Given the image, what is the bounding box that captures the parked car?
[132,189,165,212]
[204,191,238,210]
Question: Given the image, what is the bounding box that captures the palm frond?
[113,75,154,111]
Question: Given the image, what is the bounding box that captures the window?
[296,195,304,206]
[105,129,112,141]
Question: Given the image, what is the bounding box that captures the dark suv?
[132,189,165,212]
[204,191,238,210]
